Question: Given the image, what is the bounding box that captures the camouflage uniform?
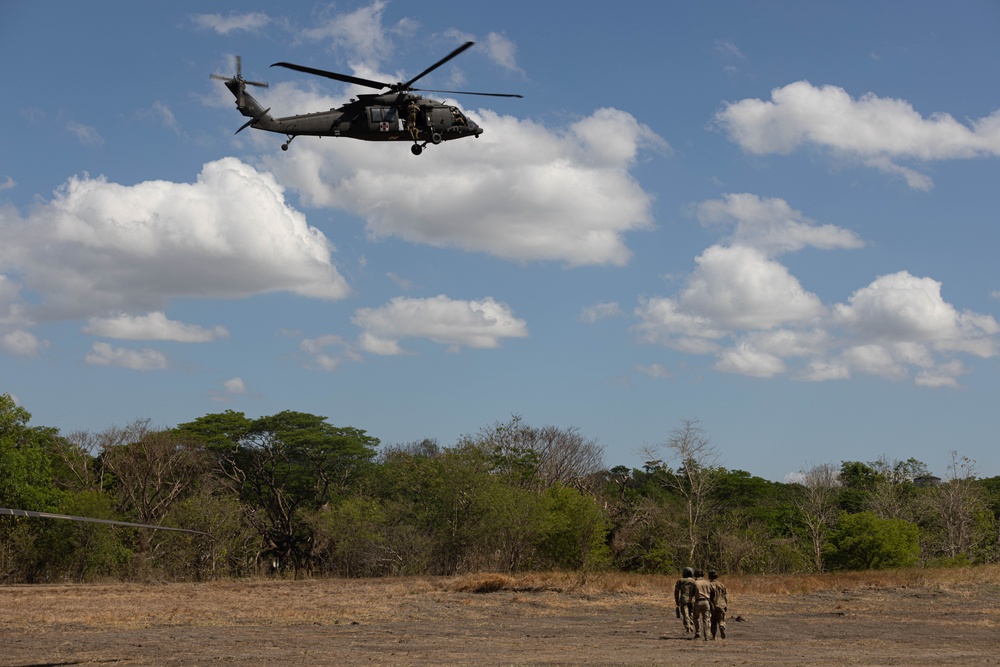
[709,570,728,640]
[407,100,420,141]
[673,567,696,633]
[692,570,712,641]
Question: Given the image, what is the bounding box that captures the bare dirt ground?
[1,570,998,666]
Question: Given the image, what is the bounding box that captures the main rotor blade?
[271,62,389,90]
[0,507,215,539]
[415,88,523,98]
[402,41,475,89]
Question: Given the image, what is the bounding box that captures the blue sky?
[2,1,998,482]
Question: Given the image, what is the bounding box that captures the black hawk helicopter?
[212,41,522,156]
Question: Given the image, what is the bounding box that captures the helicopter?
[211,41,522,156]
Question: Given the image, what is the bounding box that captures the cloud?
[0,158,350,323]
[299,334,363,371]
[834,271,1000,357]
[301,1,415,63]
[714,39,745,60]
[84,312,229,343]
[152,101,180,135]
[634,198,999,386]
[694,193,864,255]
[85,342,168,371]
[483,32,522,73]
[714,343,786,378]
[352,295,528,354]
[1,330,49,357]
[715,81,1000,188]
[223,377,246,394]
[386,272,417,291]
[672,245,826,330]
[0,177,14,191]
[66,121,103,146]
[635,363,671,379]
[580,302,623,324]
[0,273,25,324]
[210,376,251,402]
[262,104,664,267]
[191,11,270,35]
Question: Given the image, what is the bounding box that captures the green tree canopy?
[824,511,920,570]
[0,393,60,511]
[175,410,378,571]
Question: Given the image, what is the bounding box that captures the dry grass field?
[1,566,999,666]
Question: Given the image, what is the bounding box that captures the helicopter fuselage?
[214,43,517,155]
[229,81,482,153]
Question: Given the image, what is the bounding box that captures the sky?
[1,1,999,482]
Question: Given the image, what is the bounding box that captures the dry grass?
[1,565,996,631]
[444,563,1000,598]
[725,562,1000,595]
[2,566,998,666]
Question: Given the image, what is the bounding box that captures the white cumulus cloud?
[261,103,664,267]
[353,295,528,354]
[85,342,168,371]
[84,312,229,342]
[675,245,826,330]
[634,197,999,387]
[1,330,49,357]
[715,81,1000,189]
[191,11,271,35]
[834,271,1000,357]
[0,158,350,323]
[694,193,864,256]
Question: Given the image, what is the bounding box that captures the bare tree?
[925,451,989,560]
[642,419,719,564]
[99,419,211,528]
[795,462,841,572]
[56,430,106,491]
[865,457,927,521]
[468,415,605,492]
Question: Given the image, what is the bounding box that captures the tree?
[464,415,605,492]
[837,460,878,513]
[99,419,211,528]
[176,410,378,573]
[0,394,60,511]
[794,463,841,572]
[865,457,928,522]
[642,419,719,564]
[923,451,992,562]
[824,511,920,570]
[536,484,610,570]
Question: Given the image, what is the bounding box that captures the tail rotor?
[211,55,269,108]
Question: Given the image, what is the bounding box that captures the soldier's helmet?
[682,567,694,577]
[708,570,718,580]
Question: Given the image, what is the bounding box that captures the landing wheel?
[282,135,296,151]
[431,132,442,145]
[411,144,423,156]
[281,143,289,151]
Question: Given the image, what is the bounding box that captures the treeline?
[1,393,998,583]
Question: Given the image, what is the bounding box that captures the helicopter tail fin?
[211,56,273,128]
[230,86,274,133]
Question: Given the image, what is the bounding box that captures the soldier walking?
[692,569,712,641]
[673,567,696,633]
[709,570,728,640]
